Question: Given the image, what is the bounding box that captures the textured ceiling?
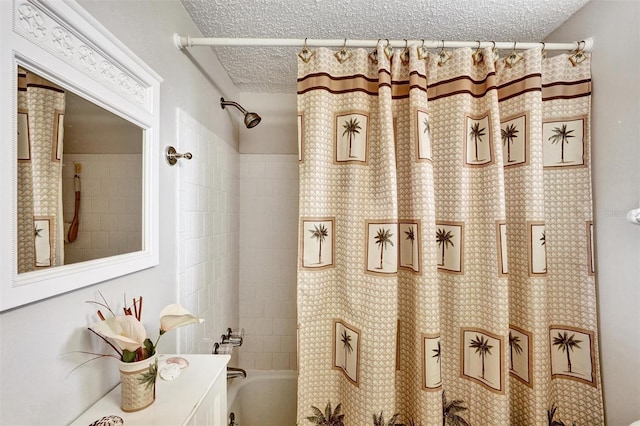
[180,0,589,93]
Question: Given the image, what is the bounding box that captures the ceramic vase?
[118,354,158,412]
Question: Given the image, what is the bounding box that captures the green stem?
[153,333,164,354]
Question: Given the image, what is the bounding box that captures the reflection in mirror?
[17,66,143,274]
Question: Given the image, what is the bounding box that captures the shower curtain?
[296,45,603,425]
[17,67,65,273]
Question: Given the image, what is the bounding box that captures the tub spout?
[227,367,247,379]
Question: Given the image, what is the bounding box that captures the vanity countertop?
[69,354,230,426]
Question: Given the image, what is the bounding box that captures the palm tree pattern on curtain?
[343,117,362,158]
[404,226,415,266]
[508,331,523,371]
[423,334,442,390]
[547,403,578,426]
[417,110,432,160]
[549,326,595,385]
[552,331,582,373]
[431,340,442,387]
[441,391,471,426]
[435,228,454,266]
[306,402,345,426]
[297,45,603,424]
[542,119,585,168]
[548,123,575,164]
[333,320,360,384]
[302,219,334,268]
[341,329,353,371]
[468,121,486,162]
[501,123,519,163]
[469,334,493,381]
[309,223,328,264]
[374,227,394,269]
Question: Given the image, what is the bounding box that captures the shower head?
[220,97,262,128]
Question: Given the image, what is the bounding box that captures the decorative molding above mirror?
[0,0,162,311]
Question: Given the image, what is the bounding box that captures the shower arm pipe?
[173,34,593,52]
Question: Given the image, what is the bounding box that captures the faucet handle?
[221,328,244,346]
[229,328,244,340]
[213,342,234,355]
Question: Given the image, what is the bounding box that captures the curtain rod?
[173,34,593,52]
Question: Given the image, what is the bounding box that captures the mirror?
[17,67,144,273]
[1,0,162,311]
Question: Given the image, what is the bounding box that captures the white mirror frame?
[0,0,161,311]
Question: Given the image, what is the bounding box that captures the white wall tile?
[176,109,240,357]
[239,154,298,370]
[255,352,273,370]
[273,353,290,370]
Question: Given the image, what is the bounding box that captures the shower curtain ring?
[505,41,523,68]
[334,38,352,63]
[383,38,393,59]
[489,40,499,62]
[298,37,315,63]
[400,39,410,65]
[437,40,451,66]
[568,40,587,66]
[418,39,428,60]
[472,40,484,65]
[369,40,382,64]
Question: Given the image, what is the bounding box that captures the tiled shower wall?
[176,108,240,355]
[238,154,299,370]
[175,110,298,366]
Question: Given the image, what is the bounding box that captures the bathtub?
[227,370,297,426]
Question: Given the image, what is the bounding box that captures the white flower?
[84,296,204,363]
[159,304,203,334]
[91,315,146,352]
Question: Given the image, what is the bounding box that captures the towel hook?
[166,146,192,166]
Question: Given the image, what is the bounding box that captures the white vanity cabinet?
[70,355,230,426]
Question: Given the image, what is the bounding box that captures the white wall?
[547,2,640,425]
[239,93,298,154]
[0,1,241,425]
